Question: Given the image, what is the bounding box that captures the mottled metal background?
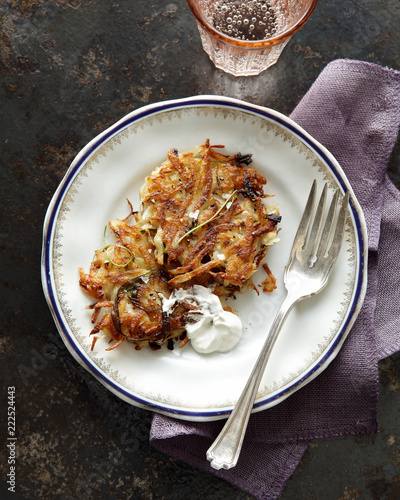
[1,0,399,499]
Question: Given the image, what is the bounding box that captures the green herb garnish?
[177,190,237,244]
[93,226,134,267]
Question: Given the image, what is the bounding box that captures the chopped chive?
[92,226,134,267]
[177,190,237,244]
[103,244,134,268]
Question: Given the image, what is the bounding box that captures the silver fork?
[207,180,350,470]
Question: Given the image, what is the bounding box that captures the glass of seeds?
[187,0,318,76]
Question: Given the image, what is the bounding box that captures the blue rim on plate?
[41,96,368,421]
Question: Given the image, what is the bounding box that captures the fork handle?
[206,291,299,470]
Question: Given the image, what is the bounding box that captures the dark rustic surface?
[1,1,400,499]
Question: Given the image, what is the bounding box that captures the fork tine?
[307,183,328,257]
[317,190,339,258]
[327,190,350,260]
[290,180,317,258]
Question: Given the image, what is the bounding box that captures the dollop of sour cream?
[161,285,243,354]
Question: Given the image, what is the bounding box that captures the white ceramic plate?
[41,96,367,421]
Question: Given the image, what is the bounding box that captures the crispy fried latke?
[79,140,281,351]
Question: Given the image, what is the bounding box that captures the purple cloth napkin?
[150,60,400,499]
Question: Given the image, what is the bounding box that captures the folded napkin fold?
[150,59,400,499]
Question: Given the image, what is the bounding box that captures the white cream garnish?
[161,285,242,354]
